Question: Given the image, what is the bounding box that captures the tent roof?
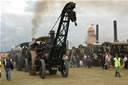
[35,36,50,42]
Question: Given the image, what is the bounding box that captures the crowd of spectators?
[64,47,128,70]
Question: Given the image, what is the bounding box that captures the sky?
[0,0,128,52]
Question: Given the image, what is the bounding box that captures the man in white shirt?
[105,53,110,70]
[123,55,128,69]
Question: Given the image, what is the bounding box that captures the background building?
[87,25,96,44]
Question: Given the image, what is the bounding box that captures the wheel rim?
[61,60,68,77]
[39,59,46,79]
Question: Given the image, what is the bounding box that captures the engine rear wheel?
[39,59,46,79]
[28,51,36,75]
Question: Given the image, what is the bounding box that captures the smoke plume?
[32,0,54,38]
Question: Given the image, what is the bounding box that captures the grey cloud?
[1,0,128,52]
[25,1,36,13]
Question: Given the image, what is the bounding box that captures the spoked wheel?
[39,59,46,79]
[61,60,69,77]
[24,58,28,72]
[49,69,57,75]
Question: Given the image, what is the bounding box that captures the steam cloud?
[32,0,54,38]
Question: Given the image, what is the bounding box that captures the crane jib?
[49,2,77,62]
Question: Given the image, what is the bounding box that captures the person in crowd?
[76,55,80,67]
[123,55,128,69]
[109,54,113,70]
[93,53,98,66]
[70,55,77,68]
[3,55,14,81]
[102,53,106,69]
[83,54,87,67]
[113,54,121,77]
[105,52,110,70]
[86,55,92,68]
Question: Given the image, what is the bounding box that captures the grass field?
[0,67,128,85]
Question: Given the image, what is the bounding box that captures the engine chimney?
[96,24,99,43]
[49,30,55,44]
[114,20,118,42]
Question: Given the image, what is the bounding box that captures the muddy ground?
[0,67,128,85]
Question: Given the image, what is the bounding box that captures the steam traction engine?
[27,2,77,79]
